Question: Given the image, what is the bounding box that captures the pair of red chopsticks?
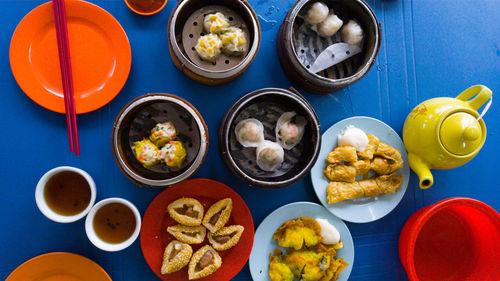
[52,0,80,155]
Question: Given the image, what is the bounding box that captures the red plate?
[140,178,254,281]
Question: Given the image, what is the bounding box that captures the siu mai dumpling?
[188,245,222,280]
[149,121,177,147]
[167,198,204,226]
[159,141,187,168]
[161,240,193,274]
[275,111,307,150]
[195,34,222,63]
[256,140,285,172]
[167,225,206,244]
[208,225,244,251]
[234,118,264,147]
[203,12,230,34]
[133,139,160,168]
[220,27,248,56]
[203,198,232,233]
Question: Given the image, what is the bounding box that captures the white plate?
[249,202,354,281]
[310,116,410,223]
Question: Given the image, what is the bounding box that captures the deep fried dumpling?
[167,225,206,244]
[208,225,244,251]
[161,240,192,274]
[203,198,232,233]
[188,245,222,280]
[167,198,204,226]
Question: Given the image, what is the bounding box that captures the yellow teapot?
[403,85,492,189]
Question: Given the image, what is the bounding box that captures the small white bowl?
[35,166,96,223]
[85,198,141,252]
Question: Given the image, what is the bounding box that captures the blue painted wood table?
[0,0,499,280]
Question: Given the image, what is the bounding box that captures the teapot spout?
[408,153,434,189]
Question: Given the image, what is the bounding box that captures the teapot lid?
[439,112,483,155]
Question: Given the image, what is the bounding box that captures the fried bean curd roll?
[207,225,244,251]
[188,245,222,280]
[203,198,232,233]
[167,198,204,226]
[370,157,403,175]
[167,225,206,244]
[376,172,403,194]
[149,121,177,147]
[357,134,380,160]
[161,240,192,274]
[324,164,356,183]
[273,217,322,250]
[374,142,403,164]
[326,145,357,164]
[133,139,160,168]
[327,181,364,204]
[349,159,371,175]
[357,178,381,197]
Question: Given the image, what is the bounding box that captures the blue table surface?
[1,0,499,280]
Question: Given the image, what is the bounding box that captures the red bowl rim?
[403,197,500,280]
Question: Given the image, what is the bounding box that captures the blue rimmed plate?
[310,116,410,223]
[249,202,354,281]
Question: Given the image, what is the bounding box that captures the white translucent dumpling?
[220,27,248,56]
[275,111,307,150]
[338,125,368,152]
[234,118,265,147]
[256,140,284,172]
[195,34,222,62]
[318,14,343,37]
[341,20,364,46]
[304,2,329,25]
[203,12,230,34]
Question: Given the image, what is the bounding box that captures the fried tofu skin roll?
[350,159,371,175]
[327,182,364,204]
[324,164,356,183]
[203,198,232,233]
[357,134,380,160]
[371,157,403,175]
[376,173,403,194]
[208,225,244,251]
[374,142,403,164]
[167,225,206,244]
[357,178,381,197]
[188,245,222,280]
[326,145,357,164]
[167,198,204,226]
[161,240,192,274]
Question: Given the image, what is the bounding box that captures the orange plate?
[6,252,112,281]
[9,0,131,114]
[140,178,255,281]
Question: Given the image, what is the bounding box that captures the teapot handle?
[456,85,492,111]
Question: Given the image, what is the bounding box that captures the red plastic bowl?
[399,197,500,281]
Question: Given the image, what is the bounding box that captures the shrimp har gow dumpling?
[256,140,284,172]
[275,111,307,150]
[318,14,343,37]
[304,2,329,25]
[342,20,364,46]
[234,118,265,147]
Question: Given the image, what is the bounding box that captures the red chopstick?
[52,0,80,155]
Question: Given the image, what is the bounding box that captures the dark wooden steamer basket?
[112,94,209,187]
[277,0,382,94]
[168,0,261,86]
[219,87,321,189]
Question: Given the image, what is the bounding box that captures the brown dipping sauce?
[93,203,136,244]
[44,171,91,216]
[126,0,166,14]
